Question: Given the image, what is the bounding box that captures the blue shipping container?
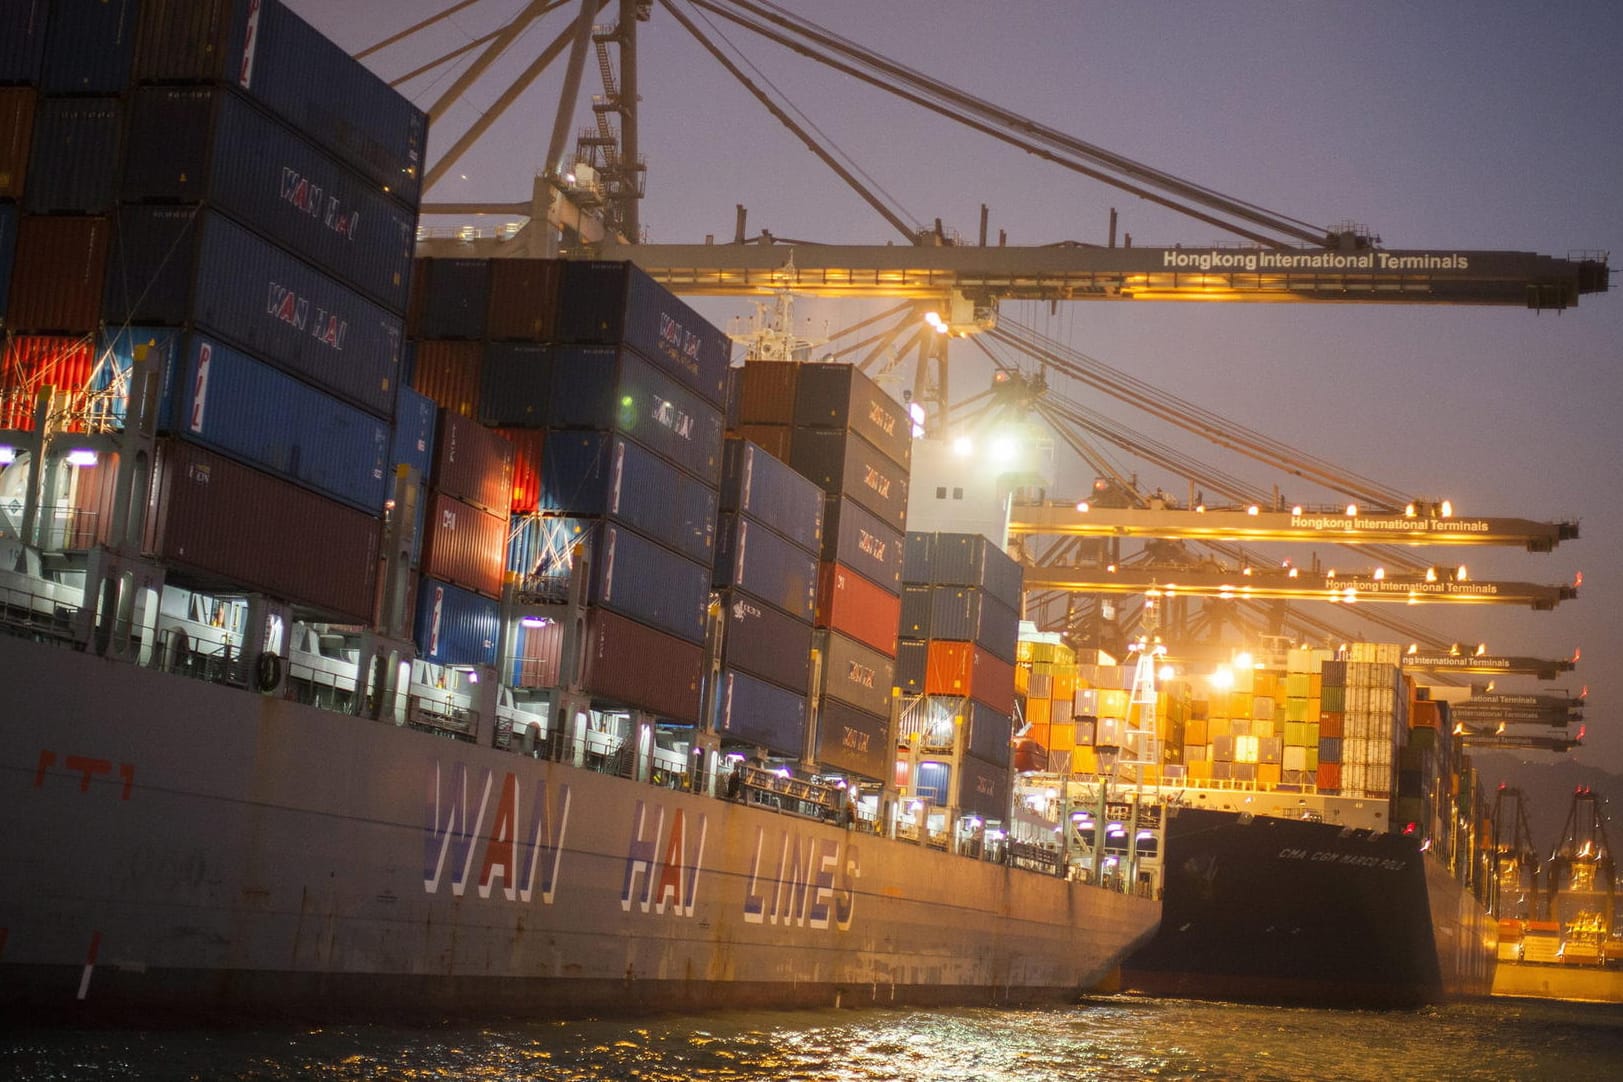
[95,326,182,429]
[902,530,933,583]
[24,97,122,214]
[714,514,817,622]
[925,532,1023,610]
[966,699,1012,765]
[133,0,427,208]
[175,334,391,512]
[593,522,710,645]
[103,206,403,418]
[413,577,499,666]
[713,668,808,759]
[0,0,50,85]
[390,384,437,479]
[122,87,416,312]
[791,427,909,532]
[898,584,930,639]
[546,345,725,482]
[895,638,926,695]
[541,429,717,566]
[42,0,140,95]
[928,586,1019,663]
[556,260,732,407]
[0,204,16,319]
[720,437,823,555]
[824,494,903,591]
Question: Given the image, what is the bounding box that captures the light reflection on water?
[6,996,1623,1081]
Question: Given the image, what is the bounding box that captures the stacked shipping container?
[1,0,426,624]
[415,257,733,723]
[898,531,1022,819]
[712,437,824,758]
[730,360,911,782]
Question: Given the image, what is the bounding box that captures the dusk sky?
[295,2,1623,775]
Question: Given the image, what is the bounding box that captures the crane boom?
[1007,503,1578,552]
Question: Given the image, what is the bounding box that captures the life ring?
[255,651,283,693]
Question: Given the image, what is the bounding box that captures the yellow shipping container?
[1285,672,1311,698]
[1014,665,1030,696]
[1309,673,1322,698]
[1050,722,1076,751]
[1284,697,1310,723]
[1072,745,1098,774]
[1026,696,1052,727]
[1208,716,1232,740]
[1258,762,1282,789]
[1186,717,1209,745]
[1232,665,1254,694]
[1306,749,1319,771]
[1252,719,1275,740]
[1017,640,1037,664]
[1284,720,1308,746]
[1187,759,1213,781]
[1098,688,1130,717]
[1253,671,1278,699]
[1228,691,1252,718]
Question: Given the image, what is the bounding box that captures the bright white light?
[1157,664,1176,682]
[951,435,974,457]
[65,449,98,467]
[990,436,1018,463]
[1291,505,1303,515]
[520,616,549,628]
[1440,500,1453,517]
[1346,504,1359,516]
[1233,651,1254,670]
[1246,505,1259,516]
[1210,665,1235,690]
[1075,500,1090,513]
[1455,565,1469,582]
[0,446,13,465]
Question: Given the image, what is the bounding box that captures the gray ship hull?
[0,633,1159,1022]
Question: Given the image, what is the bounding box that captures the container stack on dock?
[897,531,1022,819]
[711,436,823,759]
[2,0,426,624]
[1011,632,1083,772]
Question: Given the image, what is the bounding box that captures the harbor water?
[5,997,1622,1081]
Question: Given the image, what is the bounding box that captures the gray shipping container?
[714,514,818,622]
[122,87,416,312]
[793,362,912,470]
[817,629,896,719]
[813,697,891,782]
[956,754,1012,821]
[719,589,814,695]
[146,438,380,622]
[791,427,909,532]
[0,0,48,85]
[966,699,1012,766]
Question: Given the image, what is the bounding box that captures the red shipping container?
[816,561,900,657]
[494,426,544,514]
[1410,700,1441,730]
[410,340,483,417]
[925,640,1015,715]
[8,215,109,334]
[68,450,120,550]
[419,489,507,600]
[736,423,791,460]
[0,335,95,431]
[511,616,563,689]
[1316,762,1342,792]
[145,439,380,622]
[1318,711,1345,739]
[581,606,703,723]
[432,409,513,516]
[0,86,36,201]
[736,360,798,425]
[485,258,563,341]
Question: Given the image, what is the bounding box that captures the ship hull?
[1120,806,1494,1008]
[0,632,1158,1023]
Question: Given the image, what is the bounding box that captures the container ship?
[0,0,1159,1022]
[1005,633,1499,1008]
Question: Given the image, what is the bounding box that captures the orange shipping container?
[925,640,1015,714]
[1,336,96,431]
[1185,717,1209,746]
[1049,721,1075,751]
[1023,721,1052,750]
[1053,670,1077,701]
[1025,695,1052,727]
[1316,762,1342,791]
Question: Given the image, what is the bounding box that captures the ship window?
[936,486,947,499]
[953,487,964,500]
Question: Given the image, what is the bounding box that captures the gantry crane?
[1542,787,1615,962]
[1492,785,1543,920]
